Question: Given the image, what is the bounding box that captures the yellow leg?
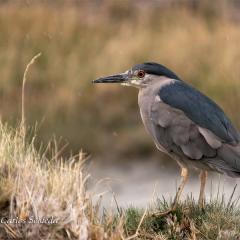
[172,167,189,209]
[198,170,208,208]
[153,167,189,216]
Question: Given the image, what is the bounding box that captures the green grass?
[122,196,240,239]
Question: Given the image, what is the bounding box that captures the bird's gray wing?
[151,101,240,175]
[158,81,240,145]
[151,100,217,160]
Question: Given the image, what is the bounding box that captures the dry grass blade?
[3,223,19,239]
[21,52,42,135]
[123,207,148,240]
[226,184,238,210]
[0,123,92,239]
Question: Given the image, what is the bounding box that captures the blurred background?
[0,0,240,206]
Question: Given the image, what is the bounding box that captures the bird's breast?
[138,87,155,132]
[138,86,168,153]
[138,82,165,131]
[138,81,181,154]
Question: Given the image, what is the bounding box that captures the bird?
[92,62,240,214]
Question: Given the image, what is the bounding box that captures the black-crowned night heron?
[93,62,240,214]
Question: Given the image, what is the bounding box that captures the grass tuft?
[123,197,240,240]
[0,123,91,239]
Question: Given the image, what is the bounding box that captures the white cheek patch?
[121,82,131,86]
[130,80,141,85]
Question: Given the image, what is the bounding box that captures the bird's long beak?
[92,73,128,84]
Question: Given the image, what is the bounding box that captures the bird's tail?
[206,144,240,177]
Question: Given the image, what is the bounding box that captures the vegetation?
[0,124,240,239]
[0,123,89,239]
[0,1,240,239]
[123,196,240,240]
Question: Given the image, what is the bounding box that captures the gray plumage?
[159,81,239,144]
[138,75,240,177]
[93,62,240,178]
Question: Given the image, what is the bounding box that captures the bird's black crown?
[132,62,181,80]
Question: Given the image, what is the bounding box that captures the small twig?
[123,207,148,240]
[21,52,42,135]
[122,183,158,240]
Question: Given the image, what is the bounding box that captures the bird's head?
[92,62,181,88]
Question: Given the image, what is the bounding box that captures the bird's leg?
[198,170,208,208]
[172,167,189,210]
[153,167,189,216]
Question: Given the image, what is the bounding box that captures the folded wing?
[159,81,239,145]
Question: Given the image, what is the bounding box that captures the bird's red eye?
[137,70,145,78]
